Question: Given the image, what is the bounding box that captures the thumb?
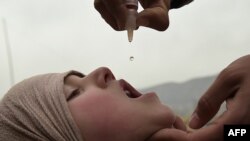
[189,71,241,129]
[137,7,169,31]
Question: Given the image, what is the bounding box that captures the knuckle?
[218,67,242,86]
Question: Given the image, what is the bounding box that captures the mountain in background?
[140,75,220,116]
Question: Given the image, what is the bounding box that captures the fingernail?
[189,113,199,129]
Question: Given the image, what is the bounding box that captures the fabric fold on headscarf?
[0,72,83,141]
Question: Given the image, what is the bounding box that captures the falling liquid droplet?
[130,56,134,61]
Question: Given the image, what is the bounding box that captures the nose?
[90,67,116,88]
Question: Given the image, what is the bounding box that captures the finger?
[147,128,188,141]
[94,0,119,30]
[188,103,245,141]
[189,123,224,141]
[188,68,250,140]
[153,124,223,141]
[189,68,242,129]
[195,109,239,140]
[223,83,250,124]
[139,0,169,9]
[173,116,187,131]
[137,7,169,31]
[170,0,194,9]
[147,125,223,141]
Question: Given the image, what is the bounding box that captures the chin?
[154,104,176,128]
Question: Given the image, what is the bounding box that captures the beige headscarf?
[0,72,83,141]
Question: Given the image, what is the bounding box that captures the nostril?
[104,71,115,83]
[96,67,116,88]
[104,74,109,83]
[101,67,115,81]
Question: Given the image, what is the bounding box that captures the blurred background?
[1,0,250,118]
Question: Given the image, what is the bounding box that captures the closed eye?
[67,89,80,101]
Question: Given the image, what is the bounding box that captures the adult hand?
[94,0,193,31]
[147,54,250,141]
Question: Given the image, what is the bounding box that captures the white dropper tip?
[126,12,136,42]
[127,29,133,42]
[125,0,138,42]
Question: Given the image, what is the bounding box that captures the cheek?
[68,92,126,129]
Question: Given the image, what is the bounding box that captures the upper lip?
[119,79,142,98]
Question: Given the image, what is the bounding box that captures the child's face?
[64,67,176,141]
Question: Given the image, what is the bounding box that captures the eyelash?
[67,89,80,101]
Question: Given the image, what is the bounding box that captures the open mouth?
[119,79,142,98]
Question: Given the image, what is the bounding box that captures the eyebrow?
[64,71,85,82]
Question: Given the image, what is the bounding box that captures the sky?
[1,0,250,99]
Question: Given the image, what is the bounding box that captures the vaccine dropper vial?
[125,0,138,42]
